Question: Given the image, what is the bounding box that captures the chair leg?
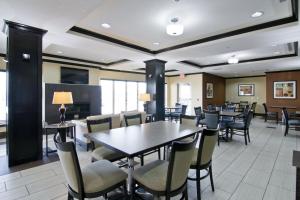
[247,129,250,143]
[158,148,161,160]
[217,135,220,146]
[123,181,128,199]
[244,130,247,145]
[285,124,289,136]
[196,170,201,200]
[209,165,215,192]
[140,155,144,166]
[67,192,74,200]
[264,114,267,122]
[184,186,189,200]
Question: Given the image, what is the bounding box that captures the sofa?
[73,110,146,150]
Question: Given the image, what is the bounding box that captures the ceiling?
[0,0,300,77]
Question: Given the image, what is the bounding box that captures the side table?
[44,122,76,156]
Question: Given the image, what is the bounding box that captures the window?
[0,71,6,120]
[177,83,192,114]
[100,80,113,114]
[100,79,146,114]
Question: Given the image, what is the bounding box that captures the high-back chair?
[124,113,160,165]
[250,102,257,117]
[229,111,253,145]
[124,113,142,126]
[263,103,278,124]
[180,115,198,143]
[194,106,202,116]
[132,134,199,200]
[188,129,218,200]
[54,133,127,200]
[87,117,125,162]
[204,111,219,129]
[282,107,300,136]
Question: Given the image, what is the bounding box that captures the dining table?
[219,111,242,141]
[88,121,202,194]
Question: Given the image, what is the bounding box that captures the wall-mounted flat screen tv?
[61,67,89,84]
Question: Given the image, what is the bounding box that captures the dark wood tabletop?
[219,111,241,117]
[88,121,202,157]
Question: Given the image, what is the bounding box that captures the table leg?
[73,126,76,146]
[128,157,134,194]
[45,129,48,156]
[59,129,67,143]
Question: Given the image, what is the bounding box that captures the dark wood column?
[144,59,166,121]
[4,21,47,166]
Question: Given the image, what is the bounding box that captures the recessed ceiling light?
[274,51,281,55]
[153,42,160,45]
[228,55,239,64]
[166,17,184,36]
[271,44,278,47]
[57,51,63,54]
[251,11,264,18]
[101,23,111,29]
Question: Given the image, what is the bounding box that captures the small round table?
[44,122,76,156]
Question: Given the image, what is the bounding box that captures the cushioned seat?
[288,120,300,126]
[82,160,127,193]
[229,122,245,130]
[91,147,125,161]
[133,160,169,192]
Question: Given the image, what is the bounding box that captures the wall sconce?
[148,74,152,78]
[159,74,163,78]
[22,53,30,61]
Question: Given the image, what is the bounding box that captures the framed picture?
[273,81,296,99]
[206,83,213,98]
[238,84,255,96]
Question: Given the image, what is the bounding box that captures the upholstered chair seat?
[81,160,127,193]
[91,147,124,162]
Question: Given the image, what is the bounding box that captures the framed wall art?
[238,84,255,96]
[273,81,296,99]
[206,83,213,98]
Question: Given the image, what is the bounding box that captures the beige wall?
[225,76,266,113]
[167,74,203,114]
[42,61,145,85]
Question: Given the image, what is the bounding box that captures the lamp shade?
[138,93,151,102]
[52,92,73,105]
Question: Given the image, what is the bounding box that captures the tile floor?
[0,118,297,200]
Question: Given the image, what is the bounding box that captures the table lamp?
[52,91,73,124]
[139,93,151,113]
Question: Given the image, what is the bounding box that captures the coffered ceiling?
[0,0,300,77]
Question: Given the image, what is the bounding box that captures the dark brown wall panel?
[202,73,225,109]
[266,71,300,113]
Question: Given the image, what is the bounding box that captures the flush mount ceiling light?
[228,55,239,64]
[153,42,160,45]
[251,11,264,18]
[274,51,281,55]
[101,23,111,29]
[166,17,184,36]
[57,51,63,54]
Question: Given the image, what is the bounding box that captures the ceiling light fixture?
[274,51,281,55]
[251,11,264,18]
[153,42,160,45]
[101,23,111,29]
[228,55,239,64]
[3,58,8,63]
[166,17,184,36]
[57,51,63,54]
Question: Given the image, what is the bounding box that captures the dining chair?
[229,111,253,145]
[263,103,278,124]
[171,104,187,122]
[124,113,161,166]
[282,107,300,136]
[250,102,257,117]
[188,129,218,200]
[203,111,221,145]
[132,134,199,200]
[87,117,126,163]
[54,133,128,200]
[179,115,199,143]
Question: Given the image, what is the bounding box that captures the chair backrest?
[207,104,214,111]
[124,113,142,126]
[196,129,218,166]
[175,103,182,113]
[166,134,198,192]
[194,106,202,116]
[251,102,257,111]
[204,111,219,129]
[245,111,254,129]
[54,133,84,196]
[87,117,112,133]
[262,103,268,113]
[181,105,187,115]
[180,115,197,127]
[282,107,289,125]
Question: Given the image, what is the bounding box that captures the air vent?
[279,0,287,3]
